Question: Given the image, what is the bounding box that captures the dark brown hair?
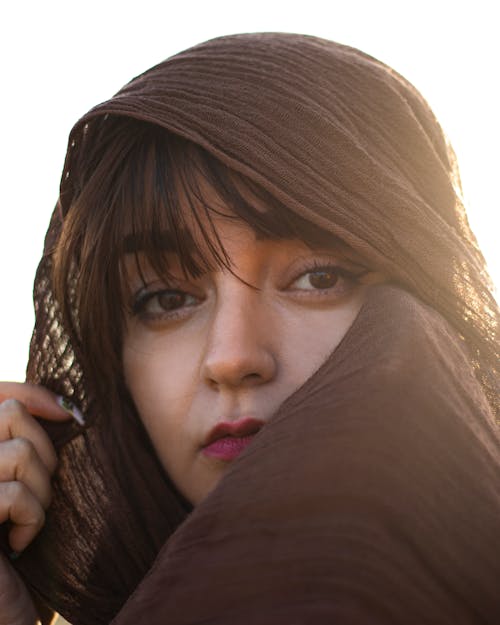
[53,116,358,407]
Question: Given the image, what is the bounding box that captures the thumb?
[0,382,81,422]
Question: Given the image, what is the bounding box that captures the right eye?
[131,288,201,322]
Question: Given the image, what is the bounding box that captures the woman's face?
[122,211,379,505]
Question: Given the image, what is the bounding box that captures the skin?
[123,214,380,505]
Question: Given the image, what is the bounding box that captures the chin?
[183,470,226,506]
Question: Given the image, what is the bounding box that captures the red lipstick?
[202,417,264,461]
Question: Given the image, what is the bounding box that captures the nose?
[202,286,277,390]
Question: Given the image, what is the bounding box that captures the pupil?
[158,291,185,310]
[309,270,338,289]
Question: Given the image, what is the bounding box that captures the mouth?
[202,417,265,461]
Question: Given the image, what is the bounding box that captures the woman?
[0,33,499,624]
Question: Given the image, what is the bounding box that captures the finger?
[0,438,52,509]
[0,382,71,421]
[0,482,45,553]
[0,401,58,474]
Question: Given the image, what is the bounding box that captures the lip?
[202,417,265,461]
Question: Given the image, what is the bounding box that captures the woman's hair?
[52,117,352,408]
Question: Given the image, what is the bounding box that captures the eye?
[131,288,200,320]
[289,264,365,292]
[291,267,341,290]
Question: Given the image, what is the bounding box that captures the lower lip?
[202,435,255,461]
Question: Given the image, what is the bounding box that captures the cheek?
[123,322,202,413]
[122,335,223,505]
[121,338,199,471]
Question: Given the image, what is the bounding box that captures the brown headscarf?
[9,33,500,624]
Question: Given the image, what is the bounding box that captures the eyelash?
[130,262,368,322]
[131,287,200,322]
[287,261,368,294]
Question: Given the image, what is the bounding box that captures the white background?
[1,0,498,381]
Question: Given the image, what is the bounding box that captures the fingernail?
[56,396,86,426]
[9,550,21,561]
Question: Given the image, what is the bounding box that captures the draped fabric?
[111,286,500,625]
[8,33,499,624]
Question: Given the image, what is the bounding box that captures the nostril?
[208,371,262,390]
[244,372,262,382]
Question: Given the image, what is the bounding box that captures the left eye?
[132,289,199,318]
[290,266,343,290]
[149,290,198,312]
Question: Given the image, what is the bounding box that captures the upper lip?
[203,417,265,447]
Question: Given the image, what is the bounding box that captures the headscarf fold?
[7,33,499,624]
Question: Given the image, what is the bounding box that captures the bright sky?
[1,0,498,381]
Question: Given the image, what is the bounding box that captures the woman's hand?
[0,383,72,625]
